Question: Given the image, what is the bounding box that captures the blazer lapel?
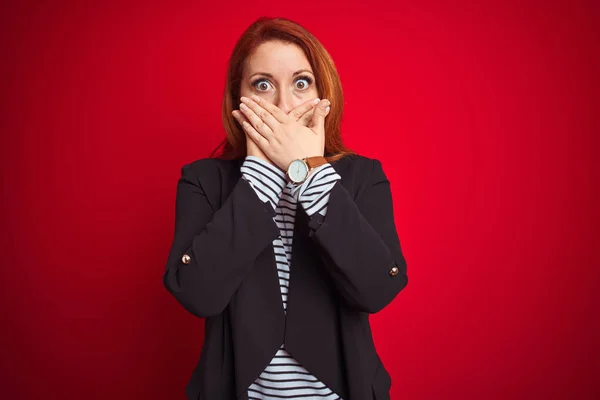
[220,158,287,398]
[282,159,350,399]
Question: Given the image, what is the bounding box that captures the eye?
[294,75,314,90]
[251,78,273,92]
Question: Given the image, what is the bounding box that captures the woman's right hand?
[233,97,321,168]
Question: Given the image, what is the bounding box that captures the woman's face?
[240,40,319,114]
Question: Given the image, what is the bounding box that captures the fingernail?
[313,98,320,105]
[240,103,248,110]
[251,95,261,102]
[322,99,331,107]
[240,96,248,103]
[325,106,330,113]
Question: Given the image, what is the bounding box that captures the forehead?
[244,41,313,77]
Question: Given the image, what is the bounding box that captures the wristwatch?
[286,156,328,185]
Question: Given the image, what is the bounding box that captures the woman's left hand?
[237,95,331,172]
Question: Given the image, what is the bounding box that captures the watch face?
[289,159,309,183]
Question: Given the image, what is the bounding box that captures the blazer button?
[389,266,399,276]
[181,254,191,264]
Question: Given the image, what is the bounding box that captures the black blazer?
[163,153,408,400]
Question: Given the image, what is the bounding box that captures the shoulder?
[181,157,241,182]
[177,157,242,209]
[185,156,239,171]
[330,153,385,181]
[328,153,388,200]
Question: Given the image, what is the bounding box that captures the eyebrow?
[249,69,314,79]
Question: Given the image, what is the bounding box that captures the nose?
[275,90,295,114]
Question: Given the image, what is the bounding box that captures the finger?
[232,109,249,127]
[239,102,275,142]
[232,109,259,134]
[289,97,320,121]
[233,110,269,148]
[246,95,290,124]
[309,99,330,135]
[297,108,314,126]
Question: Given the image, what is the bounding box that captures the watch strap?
[303,156,327,170]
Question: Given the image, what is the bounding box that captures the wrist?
[285,156,327,185]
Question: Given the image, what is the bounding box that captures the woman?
[163,17,408,400]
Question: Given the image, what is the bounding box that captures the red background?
[2,0,598,399]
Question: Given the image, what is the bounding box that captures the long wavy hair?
[210,17,356,163]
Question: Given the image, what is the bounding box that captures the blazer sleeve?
[306,158,408,314]
[162,162,281,318]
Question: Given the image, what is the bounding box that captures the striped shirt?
[240,155,344,400]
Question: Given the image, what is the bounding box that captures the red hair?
[210,17,356,163]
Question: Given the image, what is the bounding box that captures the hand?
[287,97,322,126]
[245,132,269,161]
[233,98,321,164]
[235,95,331,171]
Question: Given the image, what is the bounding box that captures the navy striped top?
[240,155,344,400]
